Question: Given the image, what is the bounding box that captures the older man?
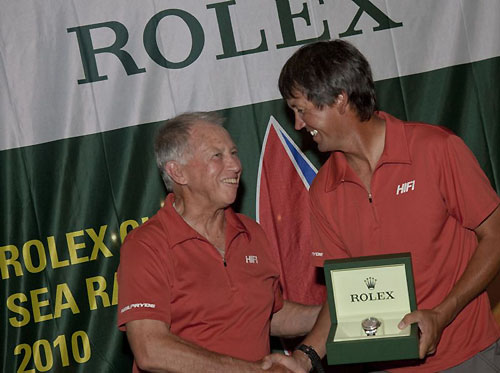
[265,40,500,372]
[117,112,320,372]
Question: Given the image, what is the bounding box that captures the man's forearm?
[138,334,262,373]
[270,300,321,338]
[296,302,330,358]
[127,319,278,373]
[435,206,500,325]
[399,206,500,358]
[263,302,331,373]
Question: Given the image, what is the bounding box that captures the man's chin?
[316,143,326,152]
[316,141,332,153]
[220,194,238,208]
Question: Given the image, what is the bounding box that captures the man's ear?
[165,161,187,186]
[335,92,348,115]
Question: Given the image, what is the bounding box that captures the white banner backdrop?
[2,0,500,151]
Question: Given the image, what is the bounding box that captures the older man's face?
[182,122,242,209]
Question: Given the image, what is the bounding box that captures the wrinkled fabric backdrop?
[1,1,500,372]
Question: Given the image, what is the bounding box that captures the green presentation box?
[323,253,419,365]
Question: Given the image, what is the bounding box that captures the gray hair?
[154,111,224,191]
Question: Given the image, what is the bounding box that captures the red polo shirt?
[117,194,283,367]
[310,112,500,372]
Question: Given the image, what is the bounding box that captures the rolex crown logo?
[364,277,377,290]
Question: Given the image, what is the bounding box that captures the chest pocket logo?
[245,255,259,264]
[396,180,415,195]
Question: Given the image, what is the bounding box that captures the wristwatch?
[362,317,381,336]
[295,344,325,373]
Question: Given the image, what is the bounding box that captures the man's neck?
[173,194,227,253]
[343,113,386,191]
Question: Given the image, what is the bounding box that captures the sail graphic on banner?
[256,116,325,305]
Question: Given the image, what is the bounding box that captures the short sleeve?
[310,188,349,267]
[272,278,284,313]
[438,134,500,229]
[117,233,173,331]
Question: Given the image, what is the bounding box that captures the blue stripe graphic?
[281,130,317,187]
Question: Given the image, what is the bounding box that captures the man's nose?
[294,112,305,131]
[227,155,242,173]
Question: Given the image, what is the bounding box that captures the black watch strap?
[296,344,325,373]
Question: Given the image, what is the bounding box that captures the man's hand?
[261,353,309,373]
[262,360,296,373]
[398,308,449,359]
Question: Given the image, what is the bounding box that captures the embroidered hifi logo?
[245,255,258,264]
[396,179,415,195]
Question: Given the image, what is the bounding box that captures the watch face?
[362,317,381,336]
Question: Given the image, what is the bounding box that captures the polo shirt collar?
[325,111,412,191]
[160,193,249,247]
